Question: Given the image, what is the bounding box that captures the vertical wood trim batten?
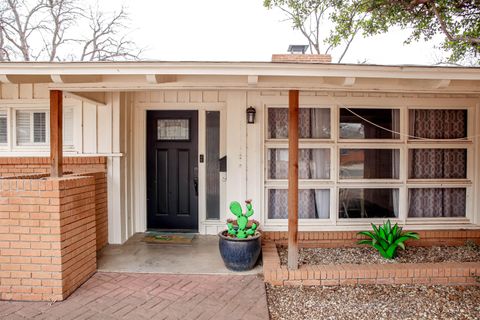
[50,90,63,177]
[287,89,299,269]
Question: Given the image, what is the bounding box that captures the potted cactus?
[218,199,261,271]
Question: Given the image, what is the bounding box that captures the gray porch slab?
[97,233,263,275]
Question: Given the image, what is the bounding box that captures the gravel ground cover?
[277,243,480,265]
[266,284,480,320]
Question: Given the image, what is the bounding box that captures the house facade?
[1,57,480,248]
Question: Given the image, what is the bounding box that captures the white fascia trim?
[0,62,480,80]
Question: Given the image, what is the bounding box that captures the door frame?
[134,102,227,234]
[146,110,199,231]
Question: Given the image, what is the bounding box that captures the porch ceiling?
[0,61,479,94]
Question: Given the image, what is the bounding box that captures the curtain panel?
[408,109,467,218]
[267,108,330,219]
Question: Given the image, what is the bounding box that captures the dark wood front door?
[146,110,198,231]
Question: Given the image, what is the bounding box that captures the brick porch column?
[0,175,97,301]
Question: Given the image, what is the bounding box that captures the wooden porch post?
[287,90,299,269]
[50,90,63,178]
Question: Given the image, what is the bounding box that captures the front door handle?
[193,177,198,196]
[193,166,198,196]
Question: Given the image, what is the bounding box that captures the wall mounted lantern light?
[246,106,256,124]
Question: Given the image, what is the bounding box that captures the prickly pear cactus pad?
[227,199,258,239]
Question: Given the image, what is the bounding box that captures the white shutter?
[33,112,47,143]
[16,111,31,145]
[0,112,7,144]
[63,108,74,146]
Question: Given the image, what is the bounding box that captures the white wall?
[129,90,233,235]
[2,83,479,243]
[0,83,128,244]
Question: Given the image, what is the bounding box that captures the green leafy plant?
[227,200,258,239]
[357,220,419,259]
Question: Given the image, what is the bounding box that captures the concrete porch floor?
[97,233,263,275]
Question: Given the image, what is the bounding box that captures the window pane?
[408,188,466,217]
[63,108,74,146]
[268,108,330,139]
[16,111,31,145]
[340,149,399,179]
[340,108,400,139]
[157,119,189,140]
[0,112,7,144]
[268,189,330,219]
[409,149,467,179]
[206,111,220,220]
[33,112,46,143]
[267,148,330,179]
[339,188,399,219]
[409,109,467,139]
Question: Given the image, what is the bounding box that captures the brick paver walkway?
[0,272,269,320]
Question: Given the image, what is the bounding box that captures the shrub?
[357,220,419,259]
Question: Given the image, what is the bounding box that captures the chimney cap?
[287,45,309,54]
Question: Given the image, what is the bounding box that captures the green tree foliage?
[333,0,480,64]
[264,0,480,64]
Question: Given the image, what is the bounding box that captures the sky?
[93,0,446,65]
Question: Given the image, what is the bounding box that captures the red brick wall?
[0,157,106,177]
[263,241,480,286]
[263,230,480,248]
[0,175,97,301]
[271,54,332,63]
[0,156,109,251]
[74,172,108,251]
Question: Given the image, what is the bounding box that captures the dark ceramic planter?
[218,231,262,271]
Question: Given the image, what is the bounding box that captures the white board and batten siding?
[0,83,129,245]
[0,83,118,155]
[1,84,480,244]
[130,90,244,238]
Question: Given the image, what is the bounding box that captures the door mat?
[142,232,196,245]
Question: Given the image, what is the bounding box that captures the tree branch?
[430,2,480,44]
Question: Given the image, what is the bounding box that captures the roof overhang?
[0,61,479,94]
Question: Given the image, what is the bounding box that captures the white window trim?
[0,105,76,153]
[13,108,50,149]
[263,103,476,228]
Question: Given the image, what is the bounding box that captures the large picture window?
[264,104,472,225]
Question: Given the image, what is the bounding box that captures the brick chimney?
[272,45,332,63]
[271,53,332,64]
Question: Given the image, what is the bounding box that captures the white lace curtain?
[268,108,330,219]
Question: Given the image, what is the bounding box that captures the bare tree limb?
[0,0,142,61]
[429,2,480,45]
